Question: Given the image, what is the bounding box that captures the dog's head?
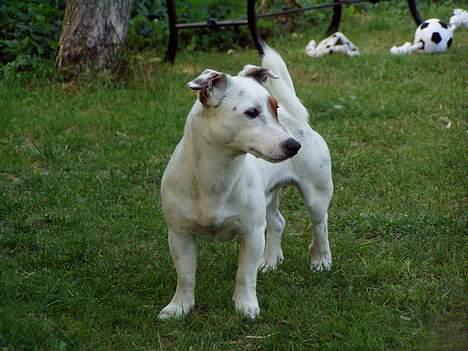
[187,66,300,162]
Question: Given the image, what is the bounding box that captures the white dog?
[159,45,333,319]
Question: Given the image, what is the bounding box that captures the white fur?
[159,46,333,319]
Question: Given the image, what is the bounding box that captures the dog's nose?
[282,138,301,157]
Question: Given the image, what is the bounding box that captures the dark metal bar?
[407,0,423,25]
[164,0,400,63]
[256,0,369,19]
[326,0,343,35]
[172,0,373,33]
[248,0,264,56]
[176,19,249,29]
[165,0,178,63]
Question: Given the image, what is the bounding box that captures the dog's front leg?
[233,229,265,319]
[158,231,196,319]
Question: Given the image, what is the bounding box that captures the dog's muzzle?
[282,138,301,158]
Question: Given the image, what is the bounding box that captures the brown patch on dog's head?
[188,69,229,107]
[268,96,279,120]
[198,89,209,106]
[238,65,279,85]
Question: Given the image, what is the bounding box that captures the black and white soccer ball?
[414,19,453,53]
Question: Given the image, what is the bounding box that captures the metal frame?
[165,0,423,63]
[407,0,423,25]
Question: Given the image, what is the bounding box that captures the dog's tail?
[261,44,309,122]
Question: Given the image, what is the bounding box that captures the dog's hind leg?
[259,189,286,272]
[158,231,197,319]
[299,184,332,271]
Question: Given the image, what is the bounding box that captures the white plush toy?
[391,9,468,55]
[306,32,359,58]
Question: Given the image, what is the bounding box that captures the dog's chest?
[183,214,241,241]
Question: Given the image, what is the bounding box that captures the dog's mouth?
[248,148,288,163]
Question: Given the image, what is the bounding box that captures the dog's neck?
[182,104,247,195]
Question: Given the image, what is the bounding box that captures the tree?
[56,0,134,79]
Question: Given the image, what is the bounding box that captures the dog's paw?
[259,251,284,273]
[158,300,194,320]
[234,298,260,319]
[233,290,260,319]
[310,255,332,272]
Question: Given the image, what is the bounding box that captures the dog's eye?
[244,108,260,119]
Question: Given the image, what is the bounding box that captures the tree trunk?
[56,0,134,79]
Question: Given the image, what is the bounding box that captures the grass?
[1,3,467,350]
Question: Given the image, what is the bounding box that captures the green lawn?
[1,4,467,351]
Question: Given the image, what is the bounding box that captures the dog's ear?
[238,64,278,84]
[188,69,229,107]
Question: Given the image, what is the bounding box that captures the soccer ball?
[391,9,467,55]
[414,19,453,53]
